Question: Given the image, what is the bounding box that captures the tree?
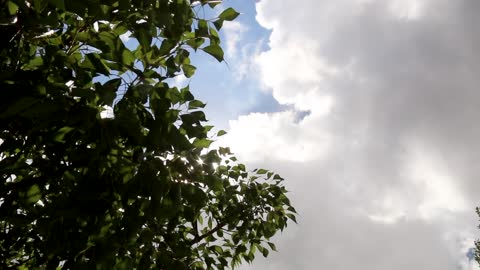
[0,0,296,269]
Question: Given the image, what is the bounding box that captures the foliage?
[475,208,480,265]
[0,0,296,269]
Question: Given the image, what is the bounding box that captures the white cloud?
[255,39,339,111]
[173,74,189,87]
[222,110,331,162]
[223,21,248,59]
[222,0,480,269]
[405,142,469,219]
[221,21,265,83]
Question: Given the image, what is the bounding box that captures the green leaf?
[113,23,129,36]
[186,38,205,50]
[273,174,283,180]
[33,0,47,12]
[287,206,297,213]
[114,258,133,270]
[158,39,176,55]
[84,54,110,75]
[217,130,227,136]
[180,86,195,102]
[135,27,152,49]
[6,1,19,15]
[97,31,117,53]
[202,45,224,62]
[193,138,212,148]
[213,245,223,254]
[48,0,65,10]
[238,164,246,171]
[208,217,213,229]
[128,84,152,104]
[236,244,247,254]
[261,247,269,257]
[54,126,74,143]
[26,185,42,204]
[209,27,220,44]
[121,49,135,67]
[256,169,268,175]
[188,100,205,110]
[213,19,224,30]
[182,63,196,78]
[286,213,297,223]
[24,57,44,70]
[267,242,277,251]
[99,78,121,106]
[197,19,209,37]
[218,8,240,21]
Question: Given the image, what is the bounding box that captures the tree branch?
[191,221,225,244]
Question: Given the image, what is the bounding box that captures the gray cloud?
[221,0,480,269]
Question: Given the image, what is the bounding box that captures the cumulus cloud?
[223,110,331,162]
[221,0,480,269]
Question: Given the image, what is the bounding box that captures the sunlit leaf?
[218,8,240,21]
[202,44,224,62]
[193,138,212,148]
[182,63,196,78]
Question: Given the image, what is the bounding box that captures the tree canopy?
[0,0,296,269]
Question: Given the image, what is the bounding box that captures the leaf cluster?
[0,0,296,269]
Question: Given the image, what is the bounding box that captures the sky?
[187,0,480,269]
